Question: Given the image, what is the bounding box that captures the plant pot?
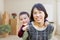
[0,33,8,38]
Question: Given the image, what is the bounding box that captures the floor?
[0,35,22,40]
[0,35,60,40]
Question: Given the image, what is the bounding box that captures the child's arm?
[18,25,28,37]
[18,25,25,37]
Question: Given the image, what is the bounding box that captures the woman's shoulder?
[27,22,33,29]
[46,24,54,33]
[28,22,33,27]
[47,24,54,29]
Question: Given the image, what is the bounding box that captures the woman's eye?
[39,11,41,14]
[34,12,37,14]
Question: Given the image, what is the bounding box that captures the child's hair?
[19,11,29,17]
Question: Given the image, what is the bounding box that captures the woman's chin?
[36,21,42,23]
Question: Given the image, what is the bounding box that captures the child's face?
[19,14,30,25]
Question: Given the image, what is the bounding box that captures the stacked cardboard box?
[2,12,10,25]
[10,18,17,35]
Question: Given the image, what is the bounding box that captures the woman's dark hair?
[30,3,48,22]
[19,11,29,17]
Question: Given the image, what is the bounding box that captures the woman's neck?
[34,21,45,28]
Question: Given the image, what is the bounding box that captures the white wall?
[4,0,55,13]
[0,0,4,25]
[0,0,4,15]
[56,0,60,35]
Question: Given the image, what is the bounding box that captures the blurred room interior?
[0,0,60,40]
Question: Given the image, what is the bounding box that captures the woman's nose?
[36,14,40,17]
[23,20,25,22]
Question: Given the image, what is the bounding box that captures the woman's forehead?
[33,8,43,11]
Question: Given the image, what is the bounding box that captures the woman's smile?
[33,8,45,22]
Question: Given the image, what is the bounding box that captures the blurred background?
[0,0,60,40]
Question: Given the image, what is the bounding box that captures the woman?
[27,3,54,40]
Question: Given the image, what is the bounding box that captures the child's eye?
[20,19,23,20]
[24,18,26,19]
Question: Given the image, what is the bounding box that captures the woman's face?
[33,8,45,23]
[19,14,30,25]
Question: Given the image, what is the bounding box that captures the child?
[18,11,30,40]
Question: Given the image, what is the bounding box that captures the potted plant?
[12,13,17,19]
[0,24,11,37]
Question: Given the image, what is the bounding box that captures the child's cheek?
[23,18,29,25]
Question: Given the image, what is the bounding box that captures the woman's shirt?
[27,22,54,40]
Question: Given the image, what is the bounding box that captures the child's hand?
[22,25,28,31]
[45,21,49,26]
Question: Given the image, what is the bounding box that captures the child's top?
[18,25,25,37]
